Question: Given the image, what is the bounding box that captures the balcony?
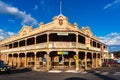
[19,47,26,51]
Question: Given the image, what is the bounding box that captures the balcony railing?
[1,42,107,53]
[36,42,47,49]
[26,45,35,50]
[11,48,19,52]
[1,48,19,53]
[0,42,86,53]
[1,49,9,53]
[19,47,26,51]
[78,43,86,49]
[104,49,108,53]
[89,47,101,51]
[0,43,47,53]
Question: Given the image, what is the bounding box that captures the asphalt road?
[0,67,120,80]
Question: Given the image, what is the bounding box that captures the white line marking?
[101,72,109,75]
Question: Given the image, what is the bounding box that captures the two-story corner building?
[0,14,108,71]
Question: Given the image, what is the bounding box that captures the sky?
[0,0,120,46]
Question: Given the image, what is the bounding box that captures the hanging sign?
[63,52,68,55]
[57,33,68,36]
[57,51,63,55]
[74,55,78,60]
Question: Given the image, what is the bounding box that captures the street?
[0,67,120,80]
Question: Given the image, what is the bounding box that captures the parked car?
[0,60,10,73]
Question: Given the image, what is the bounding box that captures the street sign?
[57,51,68,55]
[63,52,68,55]
[57,33,68,36]
[43,58,46,63]
[57,52,63,55]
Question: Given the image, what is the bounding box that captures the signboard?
[57,51,68,55]
[63,52,68,55]
[43,54,47,63]
[57,33,68,36]
[57,52,63,55]
[114,54,116,60]
[43,58,46,63]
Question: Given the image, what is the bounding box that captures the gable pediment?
[18,26,32,37]
[82,26,93,37]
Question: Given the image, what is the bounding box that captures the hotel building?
[0,14,108,71]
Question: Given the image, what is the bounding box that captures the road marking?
[65,70,82,73]
[101,72,109,75]
[49,70,62,73]
[81,71,88,74]
[65,70,77,72]
[95,71,100,73]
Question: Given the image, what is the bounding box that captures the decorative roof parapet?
[81,26,93,37]
[53,14,68,20]
[18,26,32,37]
[39,22,44,28]
[73,23,78,29]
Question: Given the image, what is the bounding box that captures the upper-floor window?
[19,40,25,47]
[90,40,93,46]
[13,42,18,48]
[27,37,35,45]
[93,41,96,47]
[78,35,85,44]
[36,34,47,43]
[9,44,12,49]
[97,43,100,48]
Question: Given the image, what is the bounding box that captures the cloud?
[7,32,15,36]
[0,1,38,26]
[0,29,15,40]
[104,3,112,9]
[34,5,38,10]
[104,0,120,9]
[99,32,120,45]
[8,19,14,22]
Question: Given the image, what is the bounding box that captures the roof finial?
[60,0,62,15]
